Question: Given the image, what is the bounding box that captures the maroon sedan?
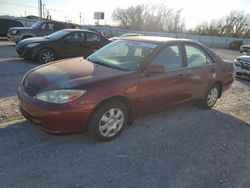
[17,36,234,141]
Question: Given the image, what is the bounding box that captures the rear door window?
[86,33,100,42]
[66,32,84,42]
[151,45,183,69]
[185,45,214,68]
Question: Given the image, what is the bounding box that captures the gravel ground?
[0,41,249,187]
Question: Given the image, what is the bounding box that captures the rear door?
[184,44,217,99]
[137,44,188,116]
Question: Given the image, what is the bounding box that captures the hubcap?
[207,88,218,106]
[41,50,55,63]
[99,108,124,137]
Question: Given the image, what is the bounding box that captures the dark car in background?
[227,40,243,50]
[240,44,250,54]
[0,18,24,37]
[17,36,234,141]
[16,29,111,63]
[8,20,79,43]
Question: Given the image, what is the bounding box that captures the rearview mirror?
[144,65,165,73]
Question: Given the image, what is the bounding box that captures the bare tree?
[225,11,250,37]
[194,11,250,38]
[112,4,186,32]
[112,8,130,28]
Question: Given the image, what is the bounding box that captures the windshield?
[87,40,157,71]
[46,30,70,40]
[31,21,43,29]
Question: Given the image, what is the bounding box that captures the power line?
[0,1,65,13]
[0,1,37,9]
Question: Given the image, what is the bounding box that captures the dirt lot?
[0,41,249,188]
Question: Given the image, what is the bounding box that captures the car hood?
[236,56,250,62]
[241,44,250,48]
[17,37,52,47]
[9,27,32,33]
[24,57,128,92]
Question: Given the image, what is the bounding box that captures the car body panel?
[137,68,188,116]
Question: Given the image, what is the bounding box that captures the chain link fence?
[83,25,250,49]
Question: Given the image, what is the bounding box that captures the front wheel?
[89,101,128,141]
[200,85,220,109]
[38,49,56,64]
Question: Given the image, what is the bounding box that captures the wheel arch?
[89,95,134,126]
[38,47,58,60]
[213,81,223,98]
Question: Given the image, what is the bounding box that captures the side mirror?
[144,65,165,73]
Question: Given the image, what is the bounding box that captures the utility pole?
[47,10,50,20]
[42,3,46,19]
[80,12,82,25]
[38,0,42,19]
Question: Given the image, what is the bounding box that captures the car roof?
[61,28,100,33]
[121,36,194,44]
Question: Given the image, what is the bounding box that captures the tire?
[89,100,128,141]
[38,49,56,64]
[200,84,220,109]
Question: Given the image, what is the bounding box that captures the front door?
[61,32,84,58]
[137,44,188,117]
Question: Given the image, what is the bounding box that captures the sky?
[0,0,250,29]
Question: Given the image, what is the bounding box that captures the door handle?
[211,68,215,73]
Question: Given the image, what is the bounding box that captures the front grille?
[24,82,41,97]
[242,62,250,70]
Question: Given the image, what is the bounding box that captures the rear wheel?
[89,100,128,141]
[200,85,220,109]
[38,49,56,64]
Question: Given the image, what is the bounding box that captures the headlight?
[26,43,39,48]
[36,90,87,104]
[234,59,241,67]
[11,30,18,35]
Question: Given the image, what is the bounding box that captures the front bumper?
[234,65,250,79]
[17,85,94,134]
[16,47,37,59]
[7,34,21,42]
